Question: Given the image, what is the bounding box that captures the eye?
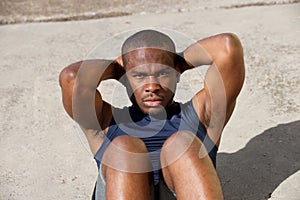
[133,73,146,79]
[157,70,170,77]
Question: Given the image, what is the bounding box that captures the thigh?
[160,131,223,199]
[157,170,177,200]
[93,164,157,200]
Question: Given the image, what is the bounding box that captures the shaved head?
[121,30,176,67]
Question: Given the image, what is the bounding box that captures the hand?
[112,56,126,82]
[174,52,193,74]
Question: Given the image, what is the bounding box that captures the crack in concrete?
[220,0,300,9]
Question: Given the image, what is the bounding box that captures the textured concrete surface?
[0,1,299,199]
[1,0,300,23]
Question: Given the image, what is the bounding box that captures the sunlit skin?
[59,32,245,200]
[123,48,180,116]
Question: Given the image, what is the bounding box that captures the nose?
[144,76,161,93]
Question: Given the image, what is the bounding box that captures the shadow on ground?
[217,120,300,200]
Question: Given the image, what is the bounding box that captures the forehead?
[127,63,173,75]
[124,48,175,70]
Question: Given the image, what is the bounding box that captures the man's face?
[123,48,179,115]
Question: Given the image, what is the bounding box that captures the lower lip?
[144,100,162,107]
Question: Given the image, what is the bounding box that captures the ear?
[121,75,135,102]
[174,52,184,73]
[124,79,136,104]
[116,55,123,67]
[176,72,180,83]
[119,73,127,86]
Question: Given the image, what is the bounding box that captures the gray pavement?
[0,2,299,200]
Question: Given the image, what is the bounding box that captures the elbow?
[221,33,243,55]
[226,33,245,81]
[59,62,81,87]
[220,33,245,68]
[220,33,245,80]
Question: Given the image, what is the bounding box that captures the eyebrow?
[129,66,171,74]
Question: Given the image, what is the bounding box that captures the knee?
[102,135,151,173]
[111,135,148,153]
[161,131,206,166]
[163,131,199,151]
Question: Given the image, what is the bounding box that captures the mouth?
[143,97,163,107]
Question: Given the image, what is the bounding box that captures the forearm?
[74,59,122,89]
[73,59,123,127]
[180,39,213,72]
[60,59,123,128]
[183,33,243,68]
[174,40,213,75]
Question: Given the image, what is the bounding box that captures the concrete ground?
[0,1,299,199]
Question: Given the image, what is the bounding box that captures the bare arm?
[180,33,245,144]
[59,59,124,153]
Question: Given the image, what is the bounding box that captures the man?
[59,29,245,200]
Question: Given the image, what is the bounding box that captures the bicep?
[194,34,245,126]
[214,36,245,105]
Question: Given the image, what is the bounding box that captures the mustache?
[142,94,163,102]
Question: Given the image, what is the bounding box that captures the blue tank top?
[94,100,218,184]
